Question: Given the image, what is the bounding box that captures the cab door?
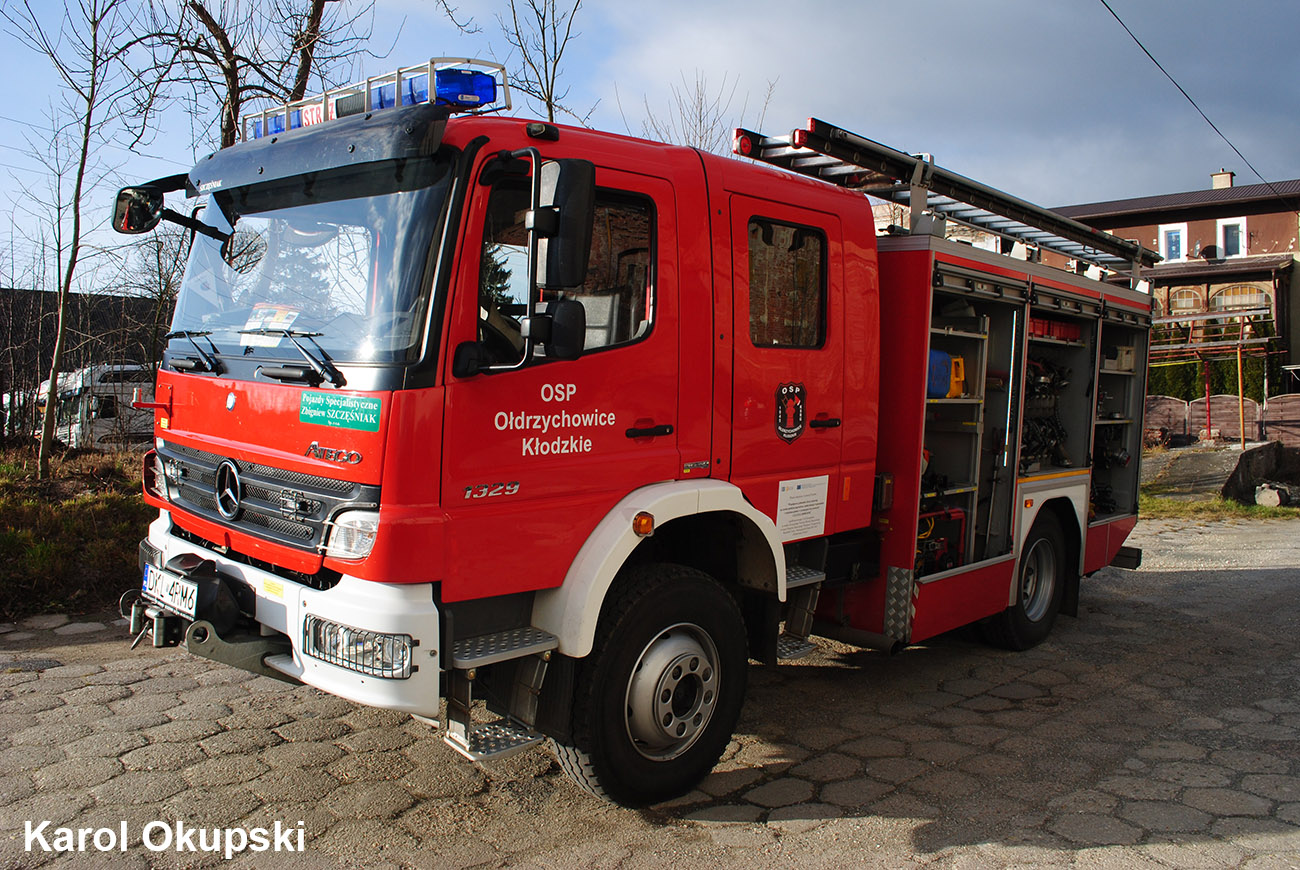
[728,196,844,540]
[439,158,682,601]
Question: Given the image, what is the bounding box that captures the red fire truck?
[116,59,1155,806]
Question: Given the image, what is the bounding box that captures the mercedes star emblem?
[214,460,243,520]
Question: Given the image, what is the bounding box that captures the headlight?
[324,510,379,560]
[303,615,412,679]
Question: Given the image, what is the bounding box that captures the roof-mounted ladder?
[733,118,1160,282]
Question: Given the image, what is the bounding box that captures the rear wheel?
[981,512,1067,650]
[554,564,748,806]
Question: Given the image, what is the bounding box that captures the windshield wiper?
[165,330,224,374]
[239,328,346,387]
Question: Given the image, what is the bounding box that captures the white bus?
[36,364,155,449]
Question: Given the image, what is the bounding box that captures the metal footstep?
[777,633,817,660]
[444,719,544,762]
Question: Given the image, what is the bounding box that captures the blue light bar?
[434,68,495,108]
[242,58,510,141]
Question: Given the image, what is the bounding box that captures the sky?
[0,0,1298,276]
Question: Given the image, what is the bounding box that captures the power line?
[1097,0,1298,213]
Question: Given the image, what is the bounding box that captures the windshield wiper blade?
[165,330,224,374]
[239,328,345,387]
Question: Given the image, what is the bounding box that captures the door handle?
[809,417,841,429]
[625,424,674,439]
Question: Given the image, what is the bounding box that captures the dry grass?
[0,445,154,620]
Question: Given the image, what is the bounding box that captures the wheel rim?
[624,623,720,761]
[1020,537,1057,622]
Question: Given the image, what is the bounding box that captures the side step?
[778,565,825,660]
[443,626,558,762]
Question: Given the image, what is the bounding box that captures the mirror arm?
[160,208,229,243]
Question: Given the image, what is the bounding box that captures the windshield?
[170,155,451,365]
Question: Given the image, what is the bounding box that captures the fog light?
[303,615,412,679]
[324,510,379,560]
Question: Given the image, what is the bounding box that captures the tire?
[981,511,1067,651]
[554,564,748,806]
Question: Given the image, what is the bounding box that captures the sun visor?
[187,102,451,197]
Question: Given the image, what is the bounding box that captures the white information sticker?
[776,475,829,541]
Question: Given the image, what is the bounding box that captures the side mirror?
[113,186,165,234]
[536,159,595,289]
[545,298,586,361]
[451,341,485,378]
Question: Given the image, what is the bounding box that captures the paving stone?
[789,752,860,782]
[1182,787,1273,817]
[20,614,69,630]
[1118,799,1212,832]
[1136,739,1207,761]
[56,684,132,706]
[63,730,148,759]
[167,701,233,721]
[1137,841,1249,870]
[1176,716,1226,731]
[2,632,35,641]
[815,775,891,808]
[910,740,975,765]
[89,769,187,805]
[1220,706,1276,724]
[259,741,345,770]
[1048,789,1118,814]
[1152,761,1234,788]
[1276,802,1300,826]
[1049,813,1144,846]
[273,718,351,743]
[698,766,763,797]
[839,735,907,759]
[766,801,842,834]
[744,777,814,808]
[108,693,182,716]
[988,682,1045,700]
[182,755,269,788]
[9,721,91,746]
[0,744,64,777]
[248,767,341,803]
[142,718,224,743]
[1,788,95,828]
[683,803,764,823]
[958,695,1013,712]
[199,728,282,757]
[1241,774,1300,802]
[336,728,416,754]
[322,780,415,819]
[327,751,415,784]
[31,757,122,790]
[122,742,208,772]
[52,621,107,635]
[959,752,1025,778]
[862,756,928,784]
[1210,818,1300,852]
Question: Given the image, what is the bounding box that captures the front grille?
[158,439,379,552]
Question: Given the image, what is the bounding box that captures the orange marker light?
[632,511,655,537]
[1024,499,1033,508]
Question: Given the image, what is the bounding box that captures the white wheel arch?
[531,480,786,659]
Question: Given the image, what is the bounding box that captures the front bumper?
[140,511,442,717]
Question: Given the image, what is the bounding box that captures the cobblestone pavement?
[2,518,1300,868]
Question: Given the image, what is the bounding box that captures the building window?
[1217,217,1246,258]
[1158,223,1188,262]
[1209,283,1269,312]
[1169,287,1201,312]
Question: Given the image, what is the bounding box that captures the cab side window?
[748,218,826,348]
[477,181,654,365]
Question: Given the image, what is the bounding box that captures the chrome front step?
[443,626,558,762]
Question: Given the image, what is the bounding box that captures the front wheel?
[554,564,748,806]
[981,512,1068,650]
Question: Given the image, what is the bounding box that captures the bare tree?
[498,0,590,124]
[1,0,152,477]
[631,71,778,155]
[137,0,378,149]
